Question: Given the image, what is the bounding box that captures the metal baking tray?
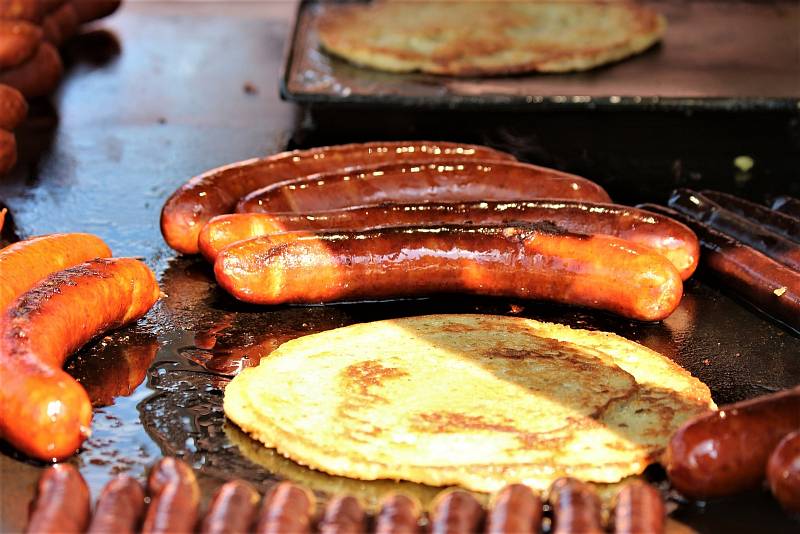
[281,0,800,111]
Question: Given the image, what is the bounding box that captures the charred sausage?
[200,479,261,534]
[374,493,420,534]
[548,478,603,534]
[767,430,800,513]
[701,191,800,244]
[214,224,683,322]
[141,457,201,534]
[161,141,514,255]
[199,200,698,279]
[664,386,800,499]
[87,475,146,534]
[772,196,800,219]
[429,490,484,534]
[612,480,665,534]
[318,495,365,534]
[0,257,159,460]
[26,464,90,534]
[254,481,315,534]
[485,484,542,534]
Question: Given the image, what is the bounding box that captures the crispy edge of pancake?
[225,315,713,492]
[316,2,667,76]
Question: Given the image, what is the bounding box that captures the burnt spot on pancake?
[343,360,409,398]
[413,412,521,434]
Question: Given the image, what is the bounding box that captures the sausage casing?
[0,20,41,69]
[141,457,201,534]
[87,475,146,534]
[0,42,63,99]
[374,493,420,534]
[429,490,484,534]
[548,478,603,534]
[318,495,365,534]
[486,484,541,534]
[0,82,28,130]
[767,429,800,513]
[612,480,665,534]
[254,481,315,534]
[701,190,800,244]
[200,479,261,534]
[26,464,90,534]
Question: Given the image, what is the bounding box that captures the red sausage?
[160,141,514,254]
[548,478,603,534]
[87,475,146,534]
[374,493,420,534]
[214,224,683,322]
[0,0,44,21]
[41,2,78,46]
[485,484,542,534]
[200,479,261,534]
[199,200,697,279]
[0,257,160,460]
[26,464,90,534]
[0,128,16,174]
[318,495,365,534]
[664,386,800,499]
[235,160,610,214]
[141,457,201,534]
[612,480,665,534]
[429,490,484,534]
[0,20,41,68]
[72,0,122,23]
[0,42,63,99]
[254,481,315,534]
[767,430,800,513]
[701,191,800,244]
[0,82,28,130]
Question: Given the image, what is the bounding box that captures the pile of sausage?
[0,0,122,173]
[0,231,159,461]
[641,189,800,331]
[160,141,701,322]
[26,458,668,534]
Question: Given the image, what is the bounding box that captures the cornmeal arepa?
[317,1,666,76]
[225,315,712,492]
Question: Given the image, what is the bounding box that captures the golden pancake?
[225,314,712,492]
[317,1,666,76]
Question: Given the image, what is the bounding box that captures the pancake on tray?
[225,314,713,492]
[316,1,666,76]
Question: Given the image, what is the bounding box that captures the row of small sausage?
[26,458,667,534]
[0,232,159,461]
[159,141,701,322]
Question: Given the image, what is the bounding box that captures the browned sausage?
[0,257,159,460]
[429,490,484,534]
[612,480,665,534]
[0,19,40,68]
[26,464,90,534]
[141,457,201,534]
[236,160,610,214]
[772,196,800,219]
[318,495,365,534]
[214,224,683,321]
[485,484,542,534]
[72,0,121,23]
[374,493,420,534]
[41,2,78,46]
[0,42,63,98]
[0,232,111,312]
[548,478,603,534]
[669,188,800,272]
[664,386,800,499]
[0,82,28,130]
[767,429,800,513]
[701,190,800,244]
[254,481,315,534]
[640,204,800,331]
[200,479,261,534]
[160,141,515,254]
[0,128,16,174]
[86,475,146,534]
[0,0,44,21]
[199,200,698,279]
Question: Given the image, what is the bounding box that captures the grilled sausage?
[41,2,78,46]
[0,19,40,68]
[200,479,261,534]
[0,83,27,130]
[235,160,610,214]
[0,128,16,174]
[0,41,63,98]
[72,0,122,23]
[26,464,90,534]
[199,201,698,279]
[485,484,542,534]
[640,204,800,331]
[214,224,683,321]
[0,257,159,460]
[0,0,44,21]
[664,386,800,499]
[141,457,201,534]
[429,490,484,534]
[548,478,603,534]
[160,141,514,254]
[318,495,365,534]
[772,196,800,219]
[0,232,111,312]
[701,191,800,244]
[612,480,665,534]
[669,189,800,271]
[374,493,420,534]
[254,481,315,534]
[87,475,146,534]
[767,430,800,513]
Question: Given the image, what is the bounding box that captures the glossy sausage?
[668,188,800,271]
[214,224,683,321]
[548,478,603,534]
[429,490,484,534]
[0,0,44,21]
[374,493,420,534]
[767,430,800,513]
[640,204,800,331]
[87,475,146,534]
[318,495,365,534]
[200,479,261,534]
[701,190,800,244]
[0,83,28,130]
[26,464,90,534]
[664,386,800,499]
[235,160,611,214]
[200,200,698,279]
[0,257,159,460]
[485,484,542,534]
[0,42,63,99]
[0,20,40,68]
[254,481,315,534]
[161,141,514,254]
[141,457,201,534]
[0,232,111,312]
[772,196,800,219]
[0,128,16,174]
[612,480,665,534]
